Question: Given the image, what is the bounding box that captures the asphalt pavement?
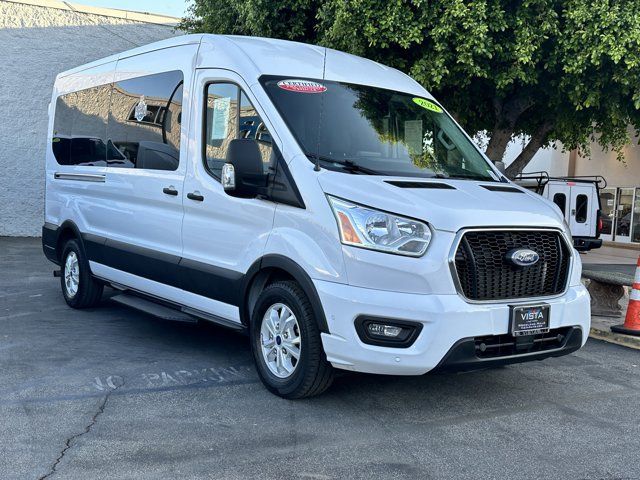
[581,263,635,276]
[2,237,640,480]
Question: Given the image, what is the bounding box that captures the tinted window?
[575,194,588,223]
[553,193,566,215]
[52,86,110,166]
[204,83,273,178]
[260,76,496,180]
[107,71,183,170]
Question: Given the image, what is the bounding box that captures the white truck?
[515,172,605,251]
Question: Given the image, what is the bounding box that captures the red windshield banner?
[277,79,327,93]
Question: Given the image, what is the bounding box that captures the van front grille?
[453,230,571,301]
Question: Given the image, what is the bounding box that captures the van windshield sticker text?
[277,79,327,94]
[413,97,443,113]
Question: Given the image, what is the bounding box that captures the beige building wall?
[572,132,640,188]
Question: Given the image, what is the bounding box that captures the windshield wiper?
[305,153,380,175]
[445,173,494,181]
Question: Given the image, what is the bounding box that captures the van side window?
[204,83,273,178]
[553,193,566,215]
[575,194,588,223]
[107,71,183,171]
[52,86,110,167]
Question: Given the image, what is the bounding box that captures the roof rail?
[514,171,607,192]
[513,171,550,194]
[553,175,608,189]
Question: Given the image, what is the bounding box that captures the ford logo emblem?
[506,248,540,267]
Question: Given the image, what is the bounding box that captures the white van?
[42,35,590,398]
[514,172,605,251]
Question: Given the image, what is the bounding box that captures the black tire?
[60,239,103,308]
[250,281,334,399]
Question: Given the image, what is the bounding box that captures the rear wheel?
[250,281,334,399]
[60,239,103,308]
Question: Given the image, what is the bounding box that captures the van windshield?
[260,76,497,181]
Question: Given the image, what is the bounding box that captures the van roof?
[57,34,430,98]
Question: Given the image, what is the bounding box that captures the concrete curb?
[589,325,640,350]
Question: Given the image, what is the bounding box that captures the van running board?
[110,293,198,323]
[109,292,246,332]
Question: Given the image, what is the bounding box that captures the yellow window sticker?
[413,97,443,113]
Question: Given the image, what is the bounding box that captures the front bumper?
[434,326,583,372]
[316,280,590,375]
[573,237,602,252]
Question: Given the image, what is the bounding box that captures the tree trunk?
[483,96,534,163]
[505,123,554,179]
[484,128,513,162]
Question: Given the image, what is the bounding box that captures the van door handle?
[187,191,204,202]
[163,186,178,196]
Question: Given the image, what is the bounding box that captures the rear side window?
[553,193,566,215]
[575,194,588,223]
[107,71,183,171]
[52,86,111,166]
[204,83,273,178]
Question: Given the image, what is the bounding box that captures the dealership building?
[0,0,177,236]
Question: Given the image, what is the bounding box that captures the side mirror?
[494,161,506,175]
[222,139,268,198]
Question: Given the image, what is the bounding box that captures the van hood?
[317,172,565,233]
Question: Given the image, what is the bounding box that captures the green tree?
[181,0,640,177]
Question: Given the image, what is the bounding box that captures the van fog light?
[355,316,423,348]
[368,323,403,338]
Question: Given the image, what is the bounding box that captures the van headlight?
[327,196,431,257]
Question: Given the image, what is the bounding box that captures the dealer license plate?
[510,305,550,337]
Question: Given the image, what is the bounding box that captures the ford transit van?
[42,35,590,398]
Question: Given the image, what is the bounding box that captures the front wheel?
[250,281,334,399]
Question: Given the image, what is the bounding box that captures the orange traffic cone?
[611,256,640,336]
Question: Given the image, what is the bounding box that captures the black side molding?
[41,224,328,334]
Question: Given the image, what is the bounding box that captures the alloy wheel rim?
[64,251,80,298]
[260,303,301,378]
